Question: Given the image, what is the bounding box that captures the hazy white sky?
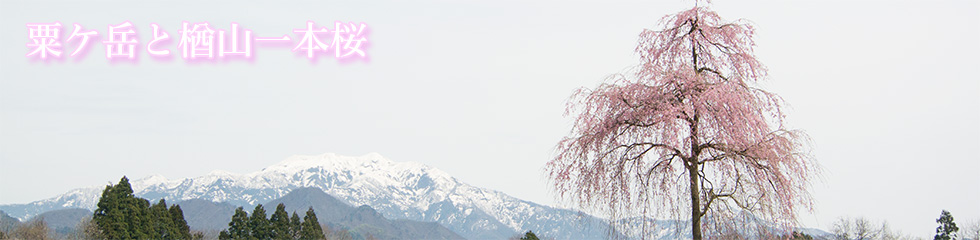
[1,0,977,238]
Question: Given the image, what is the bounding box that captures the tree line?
[830,210,979,240]
[218,203,325,240]
[0,175,353,240]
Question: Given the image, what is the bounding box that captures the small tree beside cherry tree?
[546,3,818,240]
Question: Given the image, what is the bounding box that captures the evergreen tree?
[94,185,124,239]
[131,198,153,239]
[93,177,134,239]
[227,207,250,239]
[290,212,302,239]
[249,204,271,239]
[91,176,194,240]
[270,203,291,240]
[520,230,540,240]
[935,210,959,240]
[170,204,193,239]
[150,199,174,238]
[300,207,325,240]
[219,230,231,240]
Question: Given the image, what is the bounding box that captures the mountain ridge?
[0,153,614,239]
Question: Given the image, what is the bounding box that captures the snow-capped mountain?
[0,153,614,239]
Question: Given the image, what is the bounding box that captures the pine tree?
[290,212,302,239]
[227,207,250,239]
[935,210,959,240]
[250,204,271,239]
[270,203,291,240]
[300,207,325,240]
[170,205,193,239]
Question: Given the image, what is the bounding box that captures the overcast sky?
[1,0,978,238]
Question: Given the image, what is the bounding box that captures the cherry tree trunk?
[689,162,702,240]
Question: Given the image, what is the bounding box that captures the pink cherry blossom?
[547,6,818,240]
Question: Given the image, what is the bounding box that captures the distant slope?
[33,208,91,237]
[265,186,352,223]
[0,210,18,233]
[175,199,238,231]
[265,187,463,240]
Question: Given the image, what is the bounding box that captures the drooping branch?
[548,6,817,240]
